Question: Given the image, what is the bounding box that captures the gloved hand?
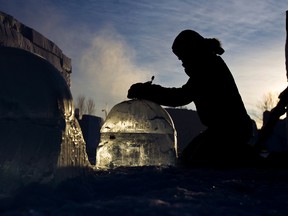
[127,82,147,99]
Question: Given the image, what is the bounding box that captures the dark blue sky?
[0,0,287,124]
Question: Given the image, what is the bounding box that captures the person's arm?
[127,82,193,107]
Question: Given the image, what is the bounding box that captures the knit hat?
[172,29,225,57]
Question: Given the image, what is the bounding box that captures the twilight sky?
[0,0,287,124]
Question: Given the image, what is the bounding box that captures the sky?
[0,0,287,126]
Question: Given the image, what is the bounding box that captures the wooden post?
[285,10,288,79]
[286,10,288,149]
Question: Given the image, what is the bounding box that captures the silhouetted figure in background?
[128,29,260,167]
[255,87,288,152]
[254,86,288,167]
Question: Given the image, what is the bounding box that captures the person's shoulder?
[214,55,229,68]
[214,55,224,62]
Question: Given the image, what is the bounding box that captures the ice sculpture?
[96,99,178,169]
[0,47,91,193]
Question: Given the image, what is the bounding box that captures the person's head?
[172,29,224,61]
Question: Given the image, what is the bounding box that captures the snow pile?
[1,167,288,215]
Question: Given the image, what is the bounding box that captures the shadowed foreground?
[1,166,288,216]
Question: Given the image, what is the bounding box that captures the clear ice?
[0,47,90,193]
[96,99,178,169]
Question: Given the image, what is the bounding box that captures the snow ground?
[1,166,288,216]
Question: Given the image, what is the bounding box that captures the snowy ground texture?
[1,166,288,216]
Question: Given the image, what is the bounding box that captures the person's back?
[182,55,251,133]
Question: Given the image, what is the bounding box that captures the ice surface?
[0,47,90,193]
[96,99,177,169]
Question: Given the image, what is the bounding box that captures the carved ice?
[0,47,90,193]
[96,99,178,169]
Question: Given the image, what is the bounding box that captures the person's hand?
[127,83,146,99]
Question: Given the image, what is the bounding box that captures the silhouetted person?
[127,29,259,167]
[255,87,288,152]
[252,87,288,168]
